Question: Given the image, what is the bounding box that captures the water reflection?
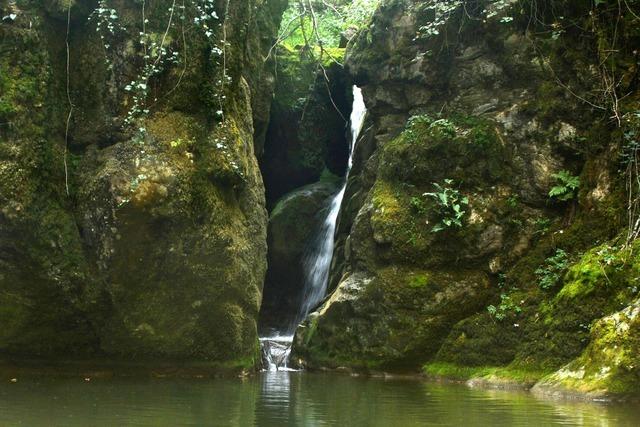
[0,372,638,426]
[257,371,293,425]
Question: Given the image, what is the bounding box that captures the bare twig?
[63,3,73,197]
[219,0,231,121]
[151,0,188,105]
[265,11,305,61]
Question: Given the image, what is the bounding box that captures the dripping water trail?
[260,86,367,371]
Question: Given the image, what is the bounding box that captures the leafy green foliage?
[487,293,522,321]
[402,115,457,144]
[548,170,580,201]
[506,195,519,208]
[533,217,552,236]
[424,179,468,232]
[88,0,229,131]
[414,0,514,41]
[279,0,380,49]
[280,3,342,48]
[536,249,570,290]
[344,0,381,28]
[429,118,457,138]
[410,196,427,215]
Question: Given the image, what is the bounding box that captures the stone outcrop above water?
[532,296,640,401]
[292,0,640,398]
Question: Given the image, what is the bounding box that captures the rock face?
[0,0,285,365]
[258,44,353,330]
[531,243,640,400]
[292,0,640,396]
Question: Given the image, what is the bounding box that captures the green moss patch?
[423,362,549,385]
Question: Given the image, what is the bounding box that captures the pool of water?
[0,371,639,426]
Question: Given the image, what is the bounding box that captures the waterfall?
[292,86,366,332]
[260,86,367,371]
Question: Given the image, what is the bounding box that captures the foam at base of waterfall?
[259,335,296,371]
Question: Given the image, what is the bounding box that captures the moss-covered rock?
[0,3,97,357]
[533,298,640,400]
[293,267,492,370]
[0,0,285,367]
[292,0,640,394]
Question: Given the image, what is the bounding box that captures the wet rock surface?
[259,179,341,332]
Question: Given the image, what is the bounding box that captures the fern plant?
[424,179,468,232]
[548,170,580,201]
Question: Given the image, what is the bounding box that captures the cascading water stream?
[293,87,366,332]
[260,86,367,371]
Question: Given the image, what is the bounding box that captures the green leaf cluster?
[487,294,522,321]
[423,179,468,233]
[279,0,381,49]
[535,248,570,290]
[548,170,579,201]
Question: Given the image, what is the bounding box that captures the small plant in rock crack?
[548,170,580,201]
[423,179,468,232]
[410,196,428,215]
[533,217,551,236]
[535,248,569,290]
[487,293,522,322]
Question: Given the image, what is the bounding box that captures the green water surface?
[0,371,638,426]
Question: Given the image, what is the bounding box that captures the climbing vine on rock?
[88,0,123,69]
[84,0,231,134]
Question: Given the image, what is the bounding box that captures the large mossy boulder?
[293,268,492,370]
[533,298,640,400]
[0,0,286,366]
[435,239,640,374]
[292,112,545,369]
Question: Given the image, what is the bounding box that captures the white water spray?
[261,86,367,371]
